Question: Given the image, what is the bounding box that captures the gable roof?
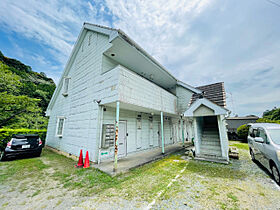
[184,97,228,117]
[190,82,226,108]
[46,23,200,115]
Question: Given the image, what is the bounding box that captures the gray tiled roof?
[190,82,226,107]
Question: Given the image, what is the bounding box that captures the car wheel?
[271,164,280,185]
[250,149,255,161]
[0,151,6,161]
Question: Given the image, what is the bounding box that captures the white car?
[248,123,280,184]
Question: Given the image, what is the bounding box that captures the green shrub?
[0,129,46,151]
[237,124,249,142]
[256,118,280,124]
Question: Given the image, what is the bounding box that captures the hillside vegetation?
[0,51,56,129]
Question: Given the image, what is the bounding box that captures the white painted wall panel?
[176,86,193,114]
[117,66,177,115]
[46,32,185,163]
[100,107,173,161]
[46,31,111,161]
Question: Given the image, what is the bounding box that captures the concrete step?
[200,144,221,151]
[200,151,222,157]
[201,141,220,146]
[203,126,218,130]
[200,147,222,156]
[202,133,219,138]
[195,155,228,164]
[203,130,219,134]
[201,137,220,142]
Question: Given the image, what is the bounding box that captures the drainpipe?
[113,101,120,172]
[161,111,164,154]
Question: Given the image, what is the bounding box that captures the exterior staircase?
[200,127,221,157]
[195,125,228,164]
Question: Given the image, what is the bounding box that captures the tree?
[0,62,21,94]
[0,51,56,129]
[262,107,280,121]
[0,92,41,128]
[237,124,249,142]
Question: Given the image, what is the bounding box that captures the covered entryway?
[95,143,185,176]
[184,98,229,163]
[200,116,222,157]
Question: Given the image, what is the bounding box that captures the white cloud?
[105,0,213,64]
[0,0,109,65]
[1,0,279,116]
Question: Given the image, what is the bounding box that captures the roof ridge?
[84,22,118,31]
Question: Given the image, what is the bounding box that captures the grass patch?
[47,195,55,200]
[0,157,49,184]
[219,202,227,210]
[0,148,188,202]
[32,189,41,197]
[185,160,247,180]
[2,202,8,207]
[227,192,238,202]
[229,141,249,150]
[109,155,187,202]
[1,147,280,209]
[56,200,63,207]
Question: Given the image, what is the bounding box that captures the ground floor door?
[118,121,127,157]
[172,124,177,143]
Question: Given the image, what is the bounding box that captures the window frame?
[56,116,66,137]
[62,77,70,96]
[249,127,254,137]
[258,128,269,144]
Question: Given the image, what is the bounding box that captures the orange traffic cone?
[83,151,90,168]
[75,149,84,168]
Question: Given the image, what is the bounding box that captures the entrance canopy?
[184,98,228,117]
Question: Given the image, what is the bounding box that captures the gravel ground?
[1,145,280,210]
[153,149,280,209]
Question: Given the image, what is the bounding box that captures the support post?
[98,105,104,165]
[181,118,185,147]
[161,111,164,154]
[114,101,120,172]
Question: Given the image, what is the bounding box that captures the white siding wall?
[100,107,174,161]
[118,66,177,115]
[46,31,111,161]
[102,55,118,74]
[176,86,193,114]
[46,32,182,162]
[218,115,229,160]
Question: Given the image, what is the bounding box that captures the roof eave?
[177,81,202,94]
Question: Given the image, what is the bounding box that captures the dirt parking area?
[0,141,280,209]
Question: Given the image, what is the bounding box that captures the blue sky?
[0,0,280,117]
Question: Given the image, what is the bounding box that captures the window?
[56,117,65,137]
[253,129,258,138]
[62,77,70,96]
[259,128,268,143]
[268,129,280,145]
[249,127,254,137]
